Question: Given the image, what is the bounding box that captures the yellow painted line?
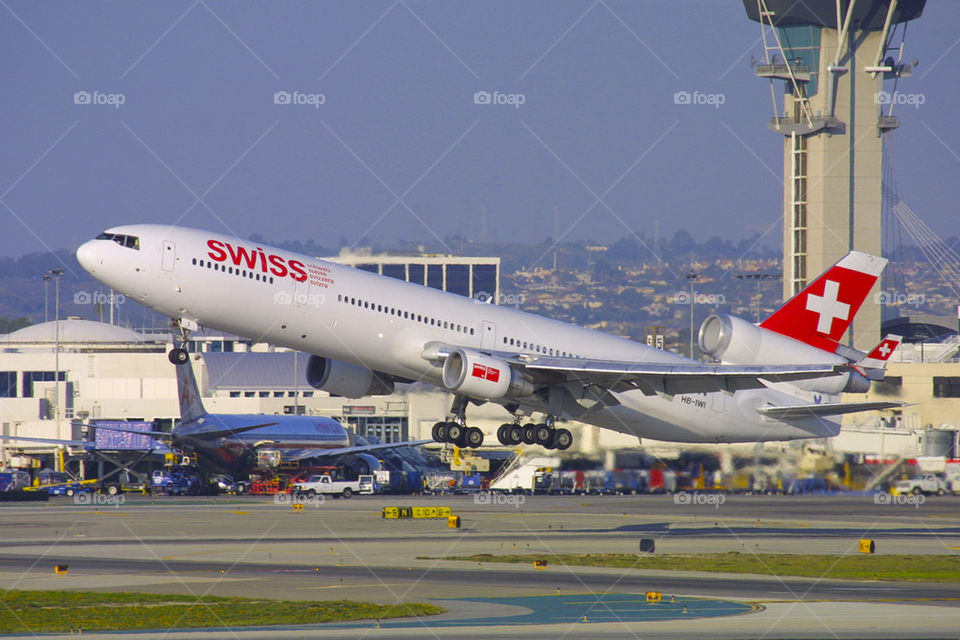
[230,510,249,515]
[300,583,410,590]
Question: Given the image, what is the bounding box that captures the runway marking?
[230,510,249,515]
[752,597,960,603]
[299,583,410,590]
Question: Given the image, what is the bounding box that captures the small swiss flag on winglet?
[759,252,887,354]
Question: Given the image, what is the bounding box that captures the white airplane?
[76,225,902,451]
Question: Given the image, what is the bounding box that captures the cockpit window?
[96,232,140,250]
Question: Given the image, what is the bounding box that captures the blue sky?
[2,0,958,260]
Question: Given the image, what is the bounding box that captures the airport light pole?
[48,268,63,433]
[735,273,782,323]
[686,273,699,359]
[43,274,52,323]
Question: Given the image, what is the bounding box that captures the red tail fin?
[760,252,886,353]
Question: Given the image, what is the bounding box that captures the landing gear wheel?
[534,424,553,446]
[465,427,484,448]
[432,422,446,442]
[507,425,524,445]
[168,348,189,365]
[446,423,464,445]
[521,423,538,445]
[553,428,573,451]
[497,424,511,445]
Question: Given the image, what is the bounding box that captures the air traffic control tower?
[743,0,926,350]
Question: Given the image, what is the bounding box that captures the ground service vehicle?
[896,473,950,495]
[290,474,374,498]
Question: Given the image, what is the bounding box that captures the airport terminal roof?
[202,352,308,390]
[1,319,148,344]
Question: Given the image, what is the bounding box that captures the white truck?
[895,473,951,496]
[290,474,374,499]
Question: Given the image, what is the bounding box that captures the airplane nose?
[76,240,100,275]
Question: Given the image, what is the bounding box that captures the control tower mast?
[743,0,926,350]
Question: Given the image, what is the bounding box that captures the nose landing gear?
[167,318,194,365]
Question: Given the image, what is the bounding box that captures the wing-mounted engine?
[698,313,869,394]
[441,348,534,399]
[305,356,394,398]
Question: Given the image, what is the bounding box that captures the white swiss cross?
[878,342,893,357]
[805,279,850,334]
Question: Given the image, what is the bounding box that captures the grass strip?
[0,590,443,633]
[430,552,960,582]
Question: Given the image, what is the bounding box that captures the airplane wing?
[88,423,171,437]
[513,355,845,396]
[0,434,90,447]
[756,401,904,419]
[281,440,432,462]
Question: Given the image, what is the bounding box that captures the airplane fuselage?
[173,415,350,473]
[78,225,842,444]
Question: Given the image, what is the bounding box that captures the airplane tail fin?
[759,251,887,354]
[174,344,207,422]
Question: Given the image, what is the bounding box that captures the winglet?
[857,334,902,376]
[760,251,887,354]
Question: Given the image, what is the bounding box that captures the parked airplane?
[76,225,903,450]
[0,342,427,474]
[141,340,429,472]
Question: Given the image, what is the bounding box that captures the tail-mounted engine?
[698,313,870,394]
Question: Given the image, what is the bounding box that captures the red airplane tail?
[760,252,887,354]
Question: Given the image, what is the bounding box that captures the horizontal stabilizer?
[756,401,904,420]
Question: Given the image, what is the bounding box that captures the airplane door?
[481,320,496,349]
[710,392,725,415]
[293,275,312,308]
[161,241,176,272]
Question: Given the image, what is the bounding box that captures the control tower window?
[96,232,140,250]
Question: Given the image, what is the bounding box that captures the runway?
[1,494,959,639]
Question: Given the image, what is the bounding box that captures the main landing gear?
[431,420,485,449]
[428,394,573,451]
[495,420,572,451]
[431,395,485,448]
